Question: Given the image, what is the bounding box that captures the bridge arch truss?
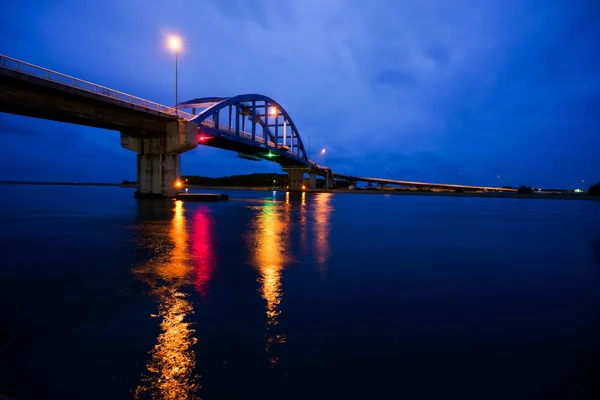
[181,94,308,165]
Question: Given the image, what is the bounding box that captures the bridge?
[334,174,518,192]
[0,53,510,197]
[179,95,335,191]
[0,54,335,197]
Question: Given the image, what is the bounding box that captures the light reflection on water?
[192,206,214,298]
[300,193,308,252]
[135,288,199,400]
[248,199,291,366]
[313,193,333,270]
[134,201,202,400]
[133,193,332,396]
[247,192,333,367]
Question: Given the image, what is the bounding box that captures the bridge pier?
[309,172,317,189]
[121,121,198,198]
[325,170,336,189]
[282,168,306,191]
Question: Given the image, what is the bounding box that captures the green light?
[264,151,277,158]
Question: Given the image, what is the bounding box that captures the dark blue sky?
[1,0,598,188]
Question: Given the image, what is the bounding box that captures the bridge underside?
[198,133,307,168]
[0,67,176,136]
[0,67,200,198]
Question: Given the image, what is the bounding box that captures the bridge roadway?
[0,53,502,197]
[333,174,518,192]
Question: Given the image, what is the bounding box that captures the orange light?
[175,180,182,188]
[270,107,278,116]
[301,185,306,190]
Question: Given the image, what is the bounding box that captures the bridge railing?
[0,54,194,120]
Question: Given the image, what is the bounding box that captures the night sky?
[1,0,598,189]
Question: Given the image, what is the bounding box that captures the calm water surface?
[1,185,600,399]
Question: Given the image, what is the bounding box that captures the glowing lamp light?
[301,185,306,190]
[321,148,326,154]
[270,107,278,116]
[168,36,182,52]
[175,180,183,188]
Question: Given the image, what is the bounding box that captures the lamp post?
[321,148,326,165]
[168,36,182,117]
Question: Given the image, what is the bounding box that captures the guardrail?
[0,54,194,120]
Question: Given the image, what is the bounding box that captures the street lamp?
[270,106,289,149]
[321,148,326,165]
[168,36,182,117]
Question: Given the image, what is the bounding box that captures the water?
[1,185,600,399]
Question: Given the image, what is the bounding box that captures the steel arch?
[183,94,308,164]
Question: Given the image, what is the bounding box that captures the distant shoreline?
[321,188,600,201]
[0,181,598,201]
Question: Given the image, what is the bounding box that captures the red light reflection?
[191,207,215,297]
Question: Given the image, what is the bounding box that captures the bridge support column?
[325,170,336,189]
[121,121,198,198]
[309,172,317,189]
[379,183,386,191]
[282,168,306,191]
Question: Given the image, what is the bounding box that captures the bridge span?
[1,53,502,197]
[333,174,517,192]
[0,54,335,196]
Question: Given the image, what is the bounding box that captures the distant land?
[1,174,598,201]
